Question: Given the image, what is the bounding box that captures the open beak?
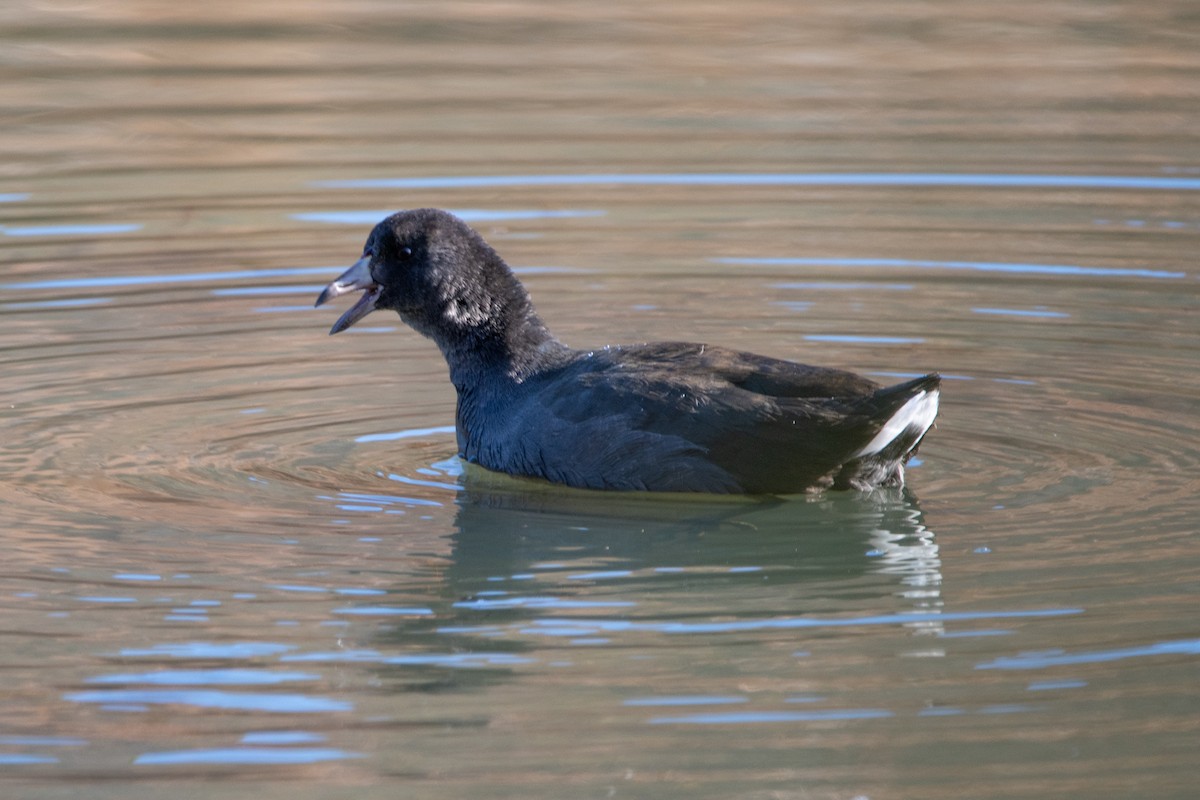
[315,256,380,335]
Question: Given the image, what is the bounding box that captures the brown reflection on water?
[5,1,1200,179]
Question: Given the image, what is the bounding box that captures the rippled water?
[3,2,1199,798]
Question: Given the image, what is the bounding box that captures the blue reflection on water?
[977,638,1200,670]
[293,208,604,225]
[87,670,319,686]
[529,626,616,638]
[314,172,1200,191]
[717,256,1186,280]
[118,642,295,659]
[347,485,451,504]
[454,596,636,610]
[134,747,361,765]
[0,193,30,202]
[380,474,459,495]
[524,607,1081,636]
[2,297,113,310]
[331,606,434,616]
[356,425,456,443]
[0,754,59,764]
[1,266,338,291]
[1027,680,1088,691]
[65,689,351,713]
[513,266,596,275]
[567,570,635,581]
[337,325,397,334]
[254,303,322,313]
[212,285,325,296]
[2,223,141,237]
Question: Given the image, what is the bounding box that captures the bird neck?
[432,281,568,388]
[411,246,571,386]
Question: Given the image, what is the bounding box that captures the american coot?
[316,209,940,494]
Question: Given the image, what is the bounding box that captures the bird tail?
[829,374,940,490]
[851,374,941,460]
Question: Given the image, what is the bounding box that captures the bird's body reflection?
[443,465,944,634]
[344,461,947,699]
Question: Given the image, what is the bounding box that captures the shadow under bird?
[315,209,940,494]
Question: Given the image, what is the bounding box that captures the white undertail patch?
[853,389,940,458]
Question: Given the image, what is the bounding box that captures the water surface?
[2,2,1198,798]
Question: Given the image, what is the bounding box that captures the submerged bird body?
[316,209,940,494]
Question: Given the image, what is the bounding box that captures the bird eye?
[401,246,413,258]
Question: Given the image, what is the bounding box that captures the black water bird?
[315,209,940,494]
